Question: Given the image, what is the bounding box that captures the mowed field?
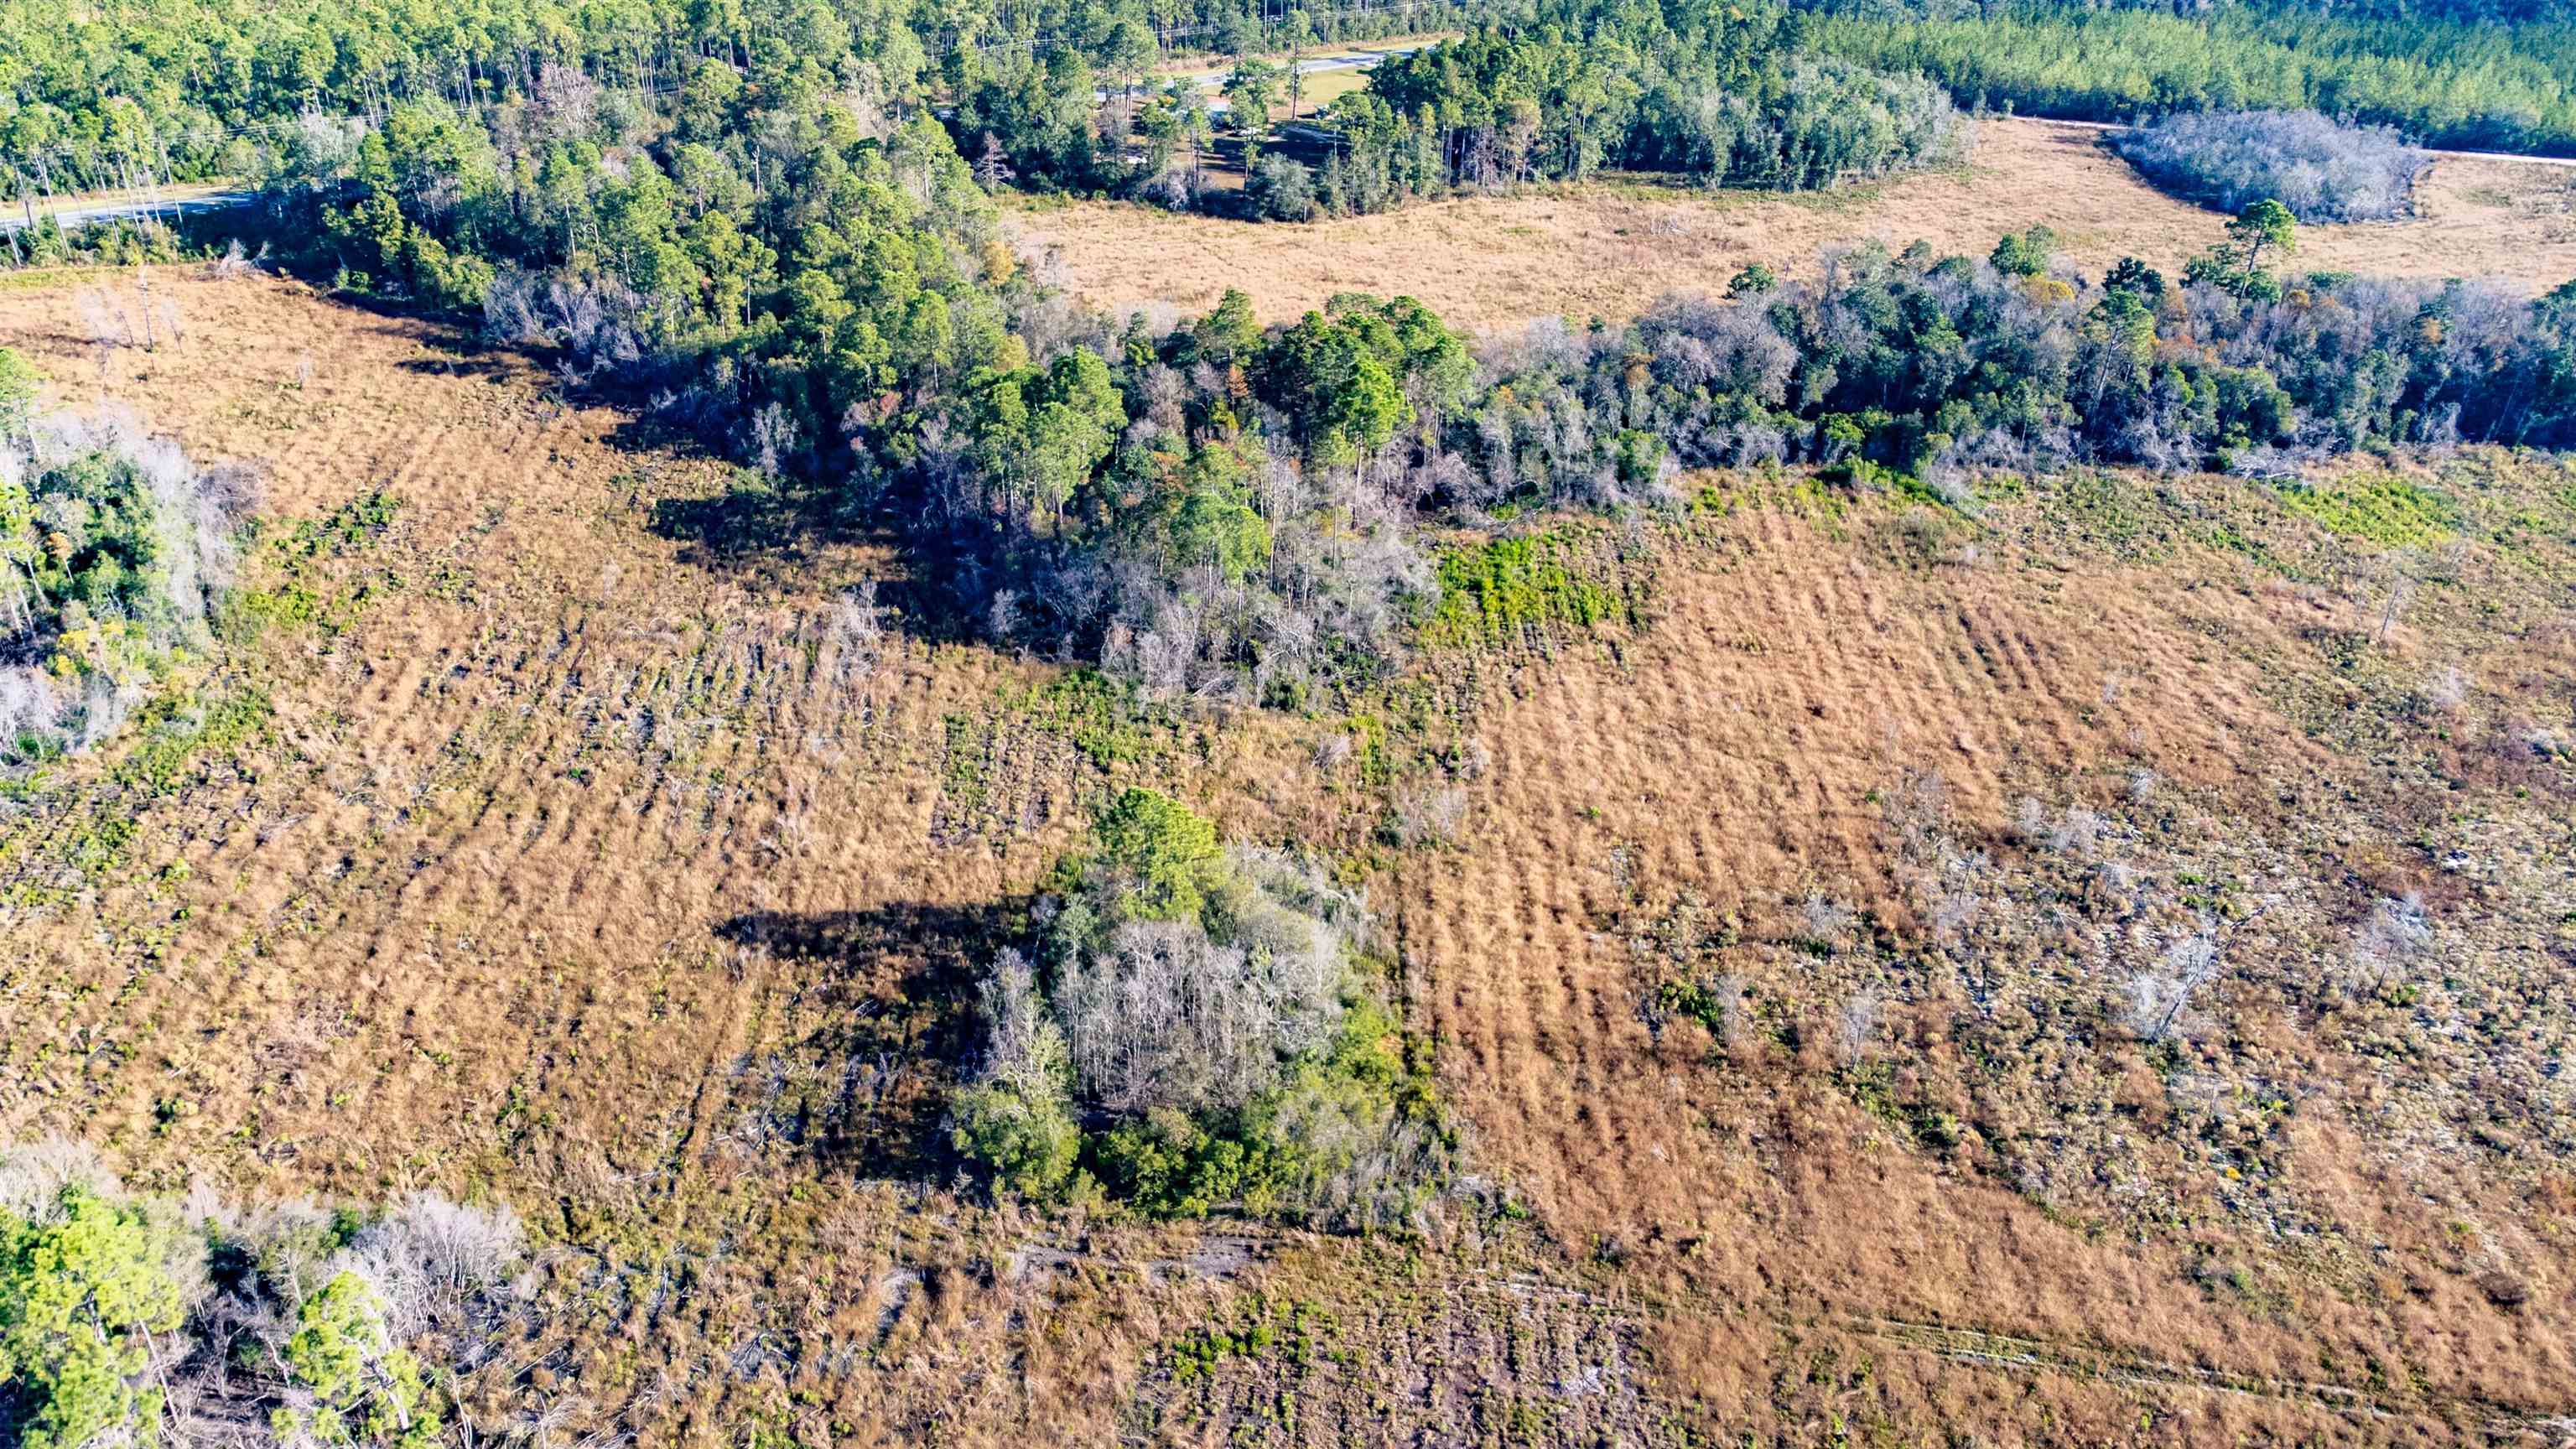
[1012,117,2576,327]
[3,268,2574,1445]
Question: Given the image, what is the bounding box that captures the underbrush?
[1421,532,1621,647]
[2273,474,2459,548]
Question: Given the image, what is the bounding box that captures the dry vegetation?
[1012,117,2576,328]
[3,266,2573,1445]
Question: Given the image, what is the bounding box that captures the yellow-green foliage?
[2277,475,2459,548]
[1424,533,1617,647]
[224,490,399,644]
[112,688,273,797]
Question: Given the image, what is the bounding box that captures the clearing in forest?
[1011,117,2576,328]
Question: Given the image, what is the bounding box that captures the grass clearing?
[1012,117,2576,328]
[1424,531,1621,647]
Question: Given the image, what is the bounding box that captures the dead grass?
[1011,117,2576,328]
[1392,463,2576,1437]
[3,272,2573,1446]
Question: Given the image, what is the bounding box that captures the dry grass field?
[1012,117,2576,328]
[3,263,2574,1445]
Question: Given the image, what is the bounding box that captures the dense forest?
[1803,2,2576,155]
[0,0,1472,195]
[953,0,1970,217]
[1306,22,1966,211]
[13,0,2576,214]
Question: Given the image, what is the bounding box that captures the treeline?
[1466,218,2576,490]
[1311,19,1967,210]
[1800,0,2566,21]
[896,210,2576,700]
[0,1142,526,1449]
[16,0,2576,218]
[1802,2,2576,156]
[246,69,1033,478]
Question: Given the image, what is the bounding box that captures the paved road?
[1,186,254,236]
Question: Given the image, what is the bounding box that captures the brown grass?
[1393,480,2576,1436]
[1011,117,2576,328]
[3,271,2573,1445]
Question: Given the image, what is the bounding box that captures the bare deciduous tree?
[1800,892,1855,948]
[825,580,885,688]
[2349,891,2432,1000]
[1835,986,1882,1067]
[1393,784,1467,847]
[2126,919,2224,1044]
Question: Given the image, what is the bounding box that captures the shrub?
[948,951,1082,1201]
[3,408,256,756]
[948,1082,1082,1200]
[2113,110,2427,223]
[953,793,1446,1224]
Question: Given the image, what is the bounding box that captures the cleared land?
[3,266,2574,1445]
[1012,117,2576,327]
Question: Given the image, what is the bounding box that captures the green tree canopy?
[0,1187,190,1449]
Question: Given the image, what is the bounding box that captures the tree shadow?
[636,458,1004,642]
[394,350,517,380]
[646,473,839,564]
[714,896,1028,1182]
